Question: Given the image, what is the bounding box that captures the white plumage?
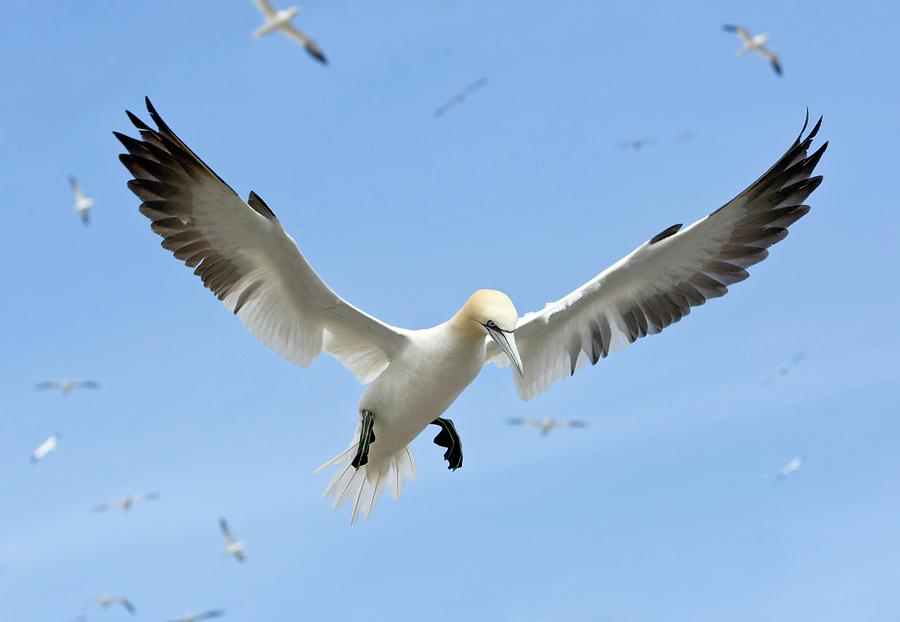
[116,99,826,522]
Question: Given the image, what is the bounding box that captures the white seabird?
[434,76,489,118]
[777,457,802,480]
[167,610,225,622]
[89,595,136,616]
[35,378,100,396]
[93,492,160,513]
[31,434,60,463]
[251,0,327,64]
[506,417,587,437]
[115,98,826,522]
[69,176,95,225]
[218,518,246,563]
[765,351,806,385]
[723,24,783,76]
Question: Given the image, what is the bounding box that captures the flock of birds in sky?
[33,2,820,618]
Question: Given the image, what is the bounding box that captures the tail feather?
[316,443,416,524]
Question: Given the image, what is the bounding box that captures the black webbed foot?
[351,409,376,470]
[431,417,463,471]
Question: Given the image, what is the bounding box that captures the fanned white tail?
[314,442,416,524]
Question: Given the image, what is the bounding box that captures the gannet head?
[457,290,525,377]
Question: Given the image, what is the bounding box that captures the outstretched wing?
[69,176,84,200]
[115,99,407,384]
[487,117,826,400]
[281,24,327,64]
[251,0,277,18]
[219,518,235,544]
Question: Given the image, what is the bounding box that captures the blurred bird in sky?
[89,595,136,616]
[69,176,95,225]
[434,76,489,118]
[251,0,327,64]
[30,434,59,463]
[723,24,783,76]
[618,137,653,151]
[676,131,696,144]
[116,98,825,523]
[777,457,803,480]
[765,351,806,385]
[506,417,588,437]
[167,610,225,622]
[219,518,246,563]
[35,378,100,396]
[93,492,160,513]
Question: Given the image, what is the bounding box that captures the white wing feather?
[117,99,407,384]
[488,118,826,400]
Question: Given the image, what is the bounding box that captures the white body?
[253,7,299,38]
[31,434,59,462]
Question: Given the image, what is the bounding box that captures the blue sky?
[2,1,899,620]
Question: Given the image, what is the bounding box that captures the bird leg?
[351,409,376,470]
[431,418,463,471]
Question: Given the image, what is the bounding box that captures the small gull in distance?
[35,378,100,396]
[251,0,327,64]
[434,76,489,118]
[93,492,160,513]
[89,595,136,616]
[723,24,783,76]
[777,457,802,480]
[506,417,587,437]
[31,434,60,463]
[765,351,806,385]
[115,98,826,522]
[618,137,653,151]
[219,518,246,563]
[69,176,95,225]
[167,610,225,622]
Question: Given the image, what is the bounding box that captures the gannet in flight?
[218,518,246,563]
[35,378,100,396]
[31,434,60,463]
[93,492,160,513]
[434,76,489,118]
[506,417,588,437]
[89,595,136,616]
[251,0,327,64]
[723,25,783,76]
[167,610,225,622]
[777,457,803,480]
[115,98,826,522]
[69,176,95,225]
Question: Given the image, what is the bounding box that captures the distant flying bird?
[93,492,160,513]
[219,518,246,563]
[69,176,95,225]
[35,378,100,396]
[251,0,327,64]
[434,76,489,118]
[116,98,825,522]
[765,351,806,385]
[506,417,587,437]
[89,595,136,616]
[167,610,225,622]
[675,131,696,144]
[618,138,653,151]
[777,457,802,480]
[31,434,60,463]
[723,25,782,76]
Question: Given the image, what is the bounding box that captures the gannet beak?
[487,326,525,378]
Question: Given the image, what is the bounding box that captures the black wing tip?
[722,24,738,31]
[125,109,151,131]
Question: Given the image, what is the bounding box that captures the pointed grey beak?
[487,327,525,378]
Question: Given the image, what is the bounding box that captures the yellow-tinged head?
[454,289,524,377]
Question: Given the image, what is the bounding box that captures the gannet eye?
[485,320,497,329]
